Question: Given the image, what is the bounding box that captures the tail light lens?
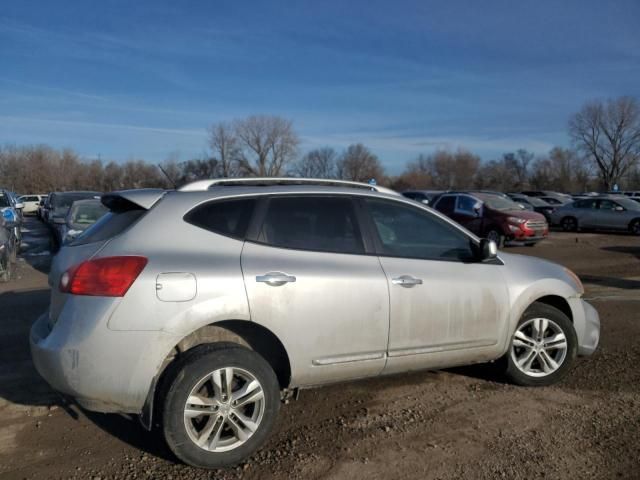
[59,256,148,297]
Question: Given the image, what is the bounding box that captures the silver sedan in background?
[551,196,640,234]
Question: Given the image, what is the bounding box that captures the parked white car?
[18,194,44,215]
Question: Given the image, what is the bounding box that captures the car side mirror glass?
[479,238,498,260]
[614,206,624,211]
[473,202,482,217]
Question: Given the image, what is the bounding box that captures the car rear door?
[241,195,389,387]
[361,197,510,374]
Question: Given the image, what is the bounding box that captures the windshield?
[477,194,523,211]
[525,196,549,207]
[615,198,640,210]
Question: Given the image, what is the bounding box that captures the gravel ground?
[0,218,638,480]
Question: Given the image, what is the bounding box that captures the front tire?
[161,344,280,469]
[630,219,640,236]
[504,302,577,387]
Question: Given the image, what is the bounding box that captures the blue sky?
[1,0,639,173]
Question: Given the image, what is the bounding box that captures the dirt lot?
[1,218,638,480]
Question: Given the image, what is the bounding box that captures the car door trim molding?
[388,338,497,358]
[312,351,386,366]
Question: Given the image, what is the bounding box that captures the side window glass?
[456,195,477,215]
[184,198,256,239]
[434,195,455,214]
[259,196,364,254]
[365,198,475,262]
[599,200,615,210]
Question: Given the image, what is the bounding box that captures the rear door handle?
[256,272,297,287]
[391,275,423,287]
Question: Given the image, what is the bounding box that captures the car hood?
[492,208,547,221]
[497,251,581,295]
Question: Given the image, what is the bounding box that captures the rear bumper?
[30,304,180,414]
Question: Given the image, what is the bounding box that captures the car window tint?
[574,199,597,209]
[435,195,455,214]
[184,198,256,239]
[259,196,364,254]
[456,195,477,214]
[598,200,617,210]
[365,198,475,262]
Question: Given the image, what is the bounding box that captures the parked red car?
[432,192,548,247]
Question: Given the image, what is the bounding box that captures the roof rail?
[178,177,399,195]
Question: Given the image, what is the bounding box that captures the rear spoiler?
[101,189,166,212]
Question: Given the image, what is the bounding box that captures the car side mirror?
[53,217,66,225]
[421,199,430,205]
[473,202,482,217]
[479,238,498,260]
[614,206,624,212]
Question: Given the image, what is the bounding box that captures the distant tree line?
[1,97,639,194]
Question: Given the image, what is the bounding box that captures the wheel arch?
[142,320,292,430]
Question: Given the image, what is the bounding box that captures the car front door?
[361,197,510,374]
[241,195,389,387]
[596,199,625,229]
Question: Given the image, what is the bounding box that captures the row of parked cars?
[402,189,640,245]
[0,190,108,282]
[35,191,107,247]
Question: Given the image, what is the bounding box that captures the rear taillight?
[59,256,147,297]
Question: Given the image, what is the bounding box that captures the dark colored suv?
[432,192,548,247]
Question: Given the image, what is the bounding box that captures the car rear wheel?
[161,343,280,469]
[504,302,577,387]
[560,216,578,232]
[486,229,504,248]
[630,219,640,236]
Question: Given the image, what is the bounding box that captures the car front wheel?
[630,219,640,236]
[504,302,577,387]
[161,343,280,469]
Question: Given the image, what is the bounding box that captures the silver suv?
[31,178,600,468]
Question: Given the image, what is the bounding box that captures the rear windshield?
[70,208,146,246]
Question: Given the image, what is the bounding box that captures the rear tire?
[161,343,280,469]
[504,302,577,387]
[630,219,640,236]
[561,216,578,232]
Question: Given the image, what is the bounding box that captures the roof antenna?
[157,164,177,190]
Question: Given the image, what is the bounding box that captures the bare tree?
[336,144,385,182]
[569,96,640,190]
[233,115,299,176]
[292,147,337,178]
[502,149,534,188]
[208,122,240,177]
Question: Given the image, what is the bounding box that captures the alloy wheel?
[183,367,265,453]
[510,317,568,377]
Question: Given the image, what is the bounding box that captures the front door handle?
[256,272,297,287]
[392,275,423,287]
